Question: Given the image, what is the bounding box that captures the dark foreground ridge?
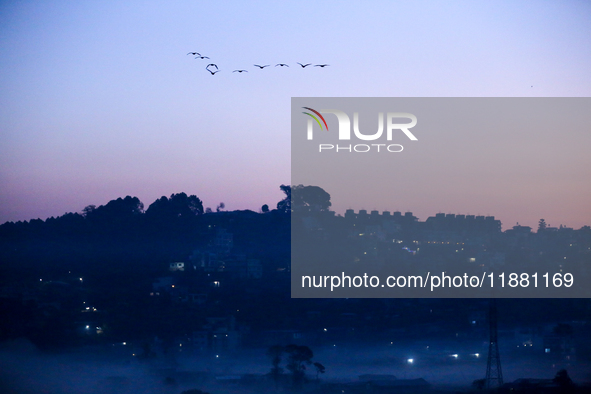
[1,185,590,393]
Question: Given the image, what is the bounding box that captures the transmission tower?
[485,298,503,389]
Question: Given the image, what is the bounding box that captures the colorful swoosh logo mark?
[302,107,329,131]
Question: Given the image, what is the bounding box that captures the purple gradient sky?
[1,1,590,229]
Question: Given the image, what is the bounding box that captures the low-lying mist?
[1,338,590,394]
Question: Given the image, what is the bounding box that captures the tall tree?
[83,196,144,235]
[88,196,144,218]
[146,192,203,218]
[277,185,291,212]
[284,344,313,389]
[538,218,547,232]
[291,185,331,212]
[81,205,96,217]
[267,345,284,388]
[313,362,325,381]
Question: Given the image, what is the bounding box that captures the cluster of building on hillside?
[151,227,263,302]
[2,208,589,360]
[339,209,579,240]
[296,209,589,276]
[170,228,262,278]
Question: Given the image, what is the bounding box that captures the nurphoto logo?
[302,107,418,153]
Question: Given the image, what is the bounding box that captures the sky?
[1,0,590,229]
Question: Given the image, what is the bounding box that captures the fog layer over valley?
[2,337,590,393]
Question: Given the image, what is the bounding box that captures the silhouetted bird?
[206,64,218,70]
[208,69,220,75]
[254,64,270,69]
[187,52,200,56]
[314,64,329,67]
[233,70,248,73]
[297,63,311,68]
[275,63,289,67]
[195,56,209,59]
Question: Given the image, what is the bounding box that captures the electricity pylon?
[485,298,503,389]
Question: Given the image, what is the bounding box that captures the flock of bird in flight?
[187,52,329,75]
